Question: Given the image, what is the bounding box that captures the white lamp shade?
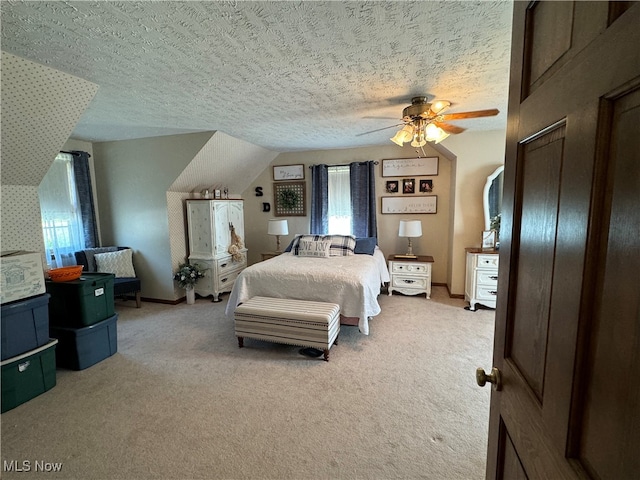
[390,125,414,146]
[398,220,422,238]
[268,219,289,235]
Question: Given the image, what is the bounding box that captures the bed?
[225,236,390,335]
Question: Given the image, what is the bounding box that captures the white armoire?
[186,199,247,302]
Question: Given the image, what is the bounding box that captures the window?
[327,166,351,235]
[38,153,86,268]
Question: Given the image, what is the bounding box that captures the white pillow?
[295,239,331,258]
[94,249,136,278]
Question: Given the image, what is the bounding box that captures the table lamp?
[268,219,289,252]
[397,220,422,258]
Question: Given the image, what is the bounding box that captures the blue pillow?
[354,237,377,255]
[283,236,298,253]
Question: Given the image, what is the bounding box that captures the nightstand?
[387,255,434,299]
[261,251,282,261]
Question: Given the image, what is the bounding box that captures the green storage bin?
[1,339,57,413]
[46,273,115,328]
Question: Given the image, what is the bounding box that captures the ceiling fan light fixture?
[410,132,426,148]
[390,125,414,146]
[424,123,450,144]
[430,100,450,114]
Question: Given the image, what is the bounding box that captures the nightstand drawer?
[477,255,499,269]
[391,274,429,290]
[391,262,430,274]
[477,271,499,286]
[476,285,498,301]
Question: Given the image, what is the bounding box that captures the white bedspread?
[225,248,390,335]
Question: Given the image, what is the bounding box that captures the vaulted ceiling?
[1,1,513,152]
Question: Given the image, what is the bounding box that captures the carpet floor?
[1,286,495,480]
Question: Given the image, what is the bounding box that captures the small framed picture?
[214,189,221,199]
[482,230,497,250]
[419,179,433,193]
[402,178,415,194]
[385,180,399,193]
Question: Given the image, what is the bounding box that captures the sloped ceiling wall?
[168,131,278,194]
[1,52,98,186]
[0,52,98,253]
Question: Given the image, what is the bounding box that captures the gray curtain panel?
[350,161,377,238]
[70,151,99,248]
[310,164,329,234]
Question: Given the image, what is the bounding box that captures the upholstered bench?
[234,296,340,361]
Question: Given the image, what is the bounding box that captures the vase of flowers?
[173,263,205,304]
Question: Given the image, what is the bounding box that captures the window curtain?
[310,164,329,234]
[350,161,377,238]
[70,150,99,248]
[38,153,86,268]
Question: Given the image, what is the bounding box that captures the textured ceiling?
[1,1,513,152]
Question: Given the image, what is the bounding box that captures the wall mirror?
[483,165,504,231]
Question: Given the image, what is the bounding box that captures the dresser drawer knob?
[221,277,228,283]
[403,279,415,284]
[489,291,497,296]
[489,276,498,280]
[220,263,228,268]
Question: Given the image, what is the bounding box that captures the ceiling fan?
[360,96,499,148]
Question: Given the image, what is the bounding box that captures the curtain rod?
[60,150,91,158]
[308,161,379,168]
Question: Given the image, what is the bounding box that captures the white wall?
[443,130,506,295]
[92,132,214,300]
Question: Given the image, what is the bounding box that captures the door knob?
[476,367,502,391]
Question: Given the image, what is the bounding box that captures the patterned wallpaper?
[0,186,45,254]
[168,131,278,195]
[1,52,97,254]
[1,52,98,186]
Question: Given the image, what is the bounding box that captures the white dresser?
[186,200,247,302]
[388,255,434,299]
[465,248,499,310]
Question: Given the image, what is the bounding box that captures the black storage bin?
[1,293,50,360]
[1,339,58,413]
[50,313,118,370]
[46,273,115,328]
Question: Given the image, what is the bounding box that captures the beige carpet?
[1,287,495,480]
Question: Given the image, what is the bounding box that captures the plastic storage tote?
[46,273,115,328]
[1,293,50,360]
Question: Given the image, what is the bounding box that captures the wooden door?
[484,2,640,478]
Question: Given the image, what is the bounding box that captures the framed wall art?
[274,181,306,216]
[385,180,399,193]
[381,196,437,214]
[402,178,415,194]
[382,157,439,177]
[419,179,433,193]
[273,164,305,181]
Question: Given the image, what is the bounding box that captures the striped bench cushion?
[234,296,340,350]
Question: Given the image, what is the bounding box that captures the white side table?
[387,255,434,299]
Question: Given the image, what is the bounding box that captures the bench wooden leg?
[135,291,141,308]
[237,336,244,348]
[323,349,329,362]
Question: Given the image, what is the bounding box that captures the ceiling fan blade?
[439,108,500,121]
[356,123,406,136]
[362,116,402,120]
[434,121,466,134]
